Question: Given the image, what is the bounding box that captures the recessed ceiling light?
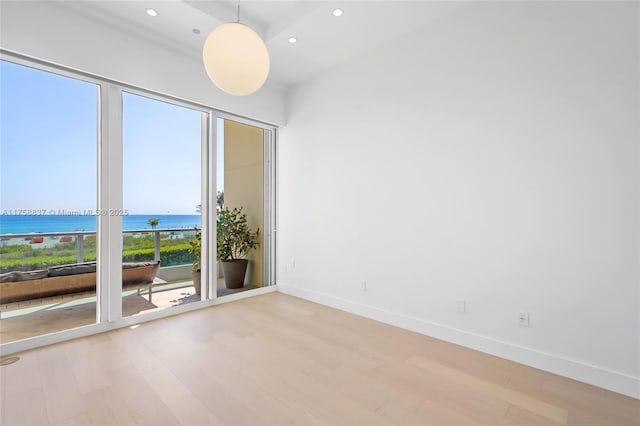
[288,37,297,44]
[192,28,201,35]
[146,8,158,17]
[332,8,343,17]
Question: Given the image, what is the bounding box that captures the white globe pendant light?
[202,2,270,96]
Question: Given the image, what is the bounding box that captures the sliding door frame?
[119,86,215,304]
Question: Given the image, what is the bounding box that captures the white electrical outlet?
[518,312,530,327]
[360,281,367,291]
[456,300,466,313]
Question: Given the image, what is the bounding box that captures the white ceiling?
[57,0,470,91]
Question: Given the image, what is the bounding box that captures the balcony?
[0,228,256,343]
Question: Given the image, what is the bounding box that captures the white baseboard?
[276,283,640,399]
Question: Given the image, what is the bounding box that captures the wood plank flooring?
[1,293,638,425]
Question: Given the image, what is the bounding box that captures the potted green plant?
[217,207,259,289]
[188,226,202,296]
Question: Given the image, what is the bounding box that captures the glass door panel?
[0,60,99,342]
[121,92,203,316]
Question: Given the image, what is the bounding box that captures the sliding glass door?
[216,118,275,295]
[0,54,276,350]
[0,60,99,343]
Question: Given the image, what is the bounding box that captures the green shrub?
[0,244,33,254]
[0,254,96,272]
[121,244,194,266]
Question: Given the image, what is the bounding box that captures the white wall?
[278,1,640,398]
[0,1,285,125]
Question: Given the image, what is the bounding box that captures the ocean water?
[0,214,201,234]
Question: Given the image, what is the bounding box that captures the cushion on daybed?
[0,261,159,282]
[0,272,17,283]
[14,270,49,281]
[48,263,97,277]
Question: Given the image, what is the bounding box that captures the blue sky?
[122,91,201,214]
[1,60,97,212]
[1,60,221,215]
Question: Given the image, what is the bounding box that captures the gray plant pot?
[192,270,201,296]
[221,259,248,289]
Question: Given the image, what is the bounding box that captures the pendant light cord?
[236,0,240,23]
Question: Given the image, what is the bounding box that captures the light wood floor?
[0,293,637,426]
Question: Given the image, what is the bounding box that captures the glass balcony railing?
[0,227,197,273]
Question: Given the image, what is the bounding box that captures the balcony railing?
[0,227,197,273]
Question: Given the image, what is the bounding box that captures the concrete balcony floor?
[0,279,258,344]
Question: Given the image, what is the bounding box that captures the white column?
[97,83,123,323]
[202,112,216,301]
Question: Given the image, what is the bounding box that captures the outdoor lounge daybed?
[0,261,161,304]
